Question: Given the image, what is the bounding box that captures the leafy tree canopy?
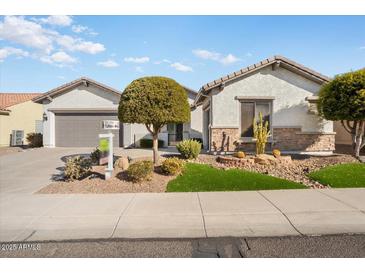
[118,76,191,126]
[317,69,365,121]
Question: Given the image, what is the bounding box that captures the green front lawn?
[166,163,306,192]
[308,163,365,188]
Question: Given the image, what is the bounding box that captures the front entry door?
[176,123,183,141]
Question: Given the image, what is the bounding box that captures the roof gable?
[201,55,329,92]
[194,55,330,106]
[33,77,121,103]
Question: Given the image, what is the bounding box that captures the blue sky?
[0,15,364,92]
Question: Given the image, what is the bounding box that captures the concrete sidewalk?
[1,188,365,242]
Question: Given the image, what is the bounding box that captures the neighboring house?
[0,93,43,147]
[194,55,335,154]
[33,77,202,148]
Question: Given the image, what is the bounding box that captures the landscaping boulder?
[254,154,277,165]
[116,157,129,170]
[254,154,293,165]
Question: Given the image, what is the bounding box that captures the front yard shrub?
[64,156,92,181]
[90,147,101,164]
[140,138,164,148]
[126,160,154,182]
[176,139,201,159]
[191,138,203,148]
[161,157,185,175]
[26,133,43,147]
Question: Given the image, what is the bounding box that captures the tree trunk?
[354,121,365,158]
[145,124,161,164]
[152,133,159,164]
[340,120,365,157]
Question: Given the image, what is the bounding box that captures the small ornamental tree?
[118,77,190,163]
[317,69,365,157]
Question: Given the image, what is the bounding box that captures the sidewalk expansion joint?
[22,230,36,241]
[110,193,136,238]
[257,191,304,236]
[18,195,74,241]
[197,192,208,238]
[316,189,365,214]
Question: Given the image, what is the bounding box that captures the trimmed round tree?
[317,69,365,157]
[118,77,190,163]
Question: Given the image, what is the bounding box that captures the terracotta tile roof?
[0,93,42,110]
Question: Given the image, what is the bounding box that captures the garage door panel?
[55,113,122,147]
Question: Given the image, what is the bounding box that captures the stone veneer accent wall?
[210,128,239,152]
[272,127,335,152]
[210,127,335,152]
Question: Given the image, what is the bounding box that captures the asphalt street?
[1,234,364,258]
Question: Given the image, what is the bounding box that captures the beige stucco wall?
[0,100,43,147]
[334,121,352,145]
[210,65,333,133]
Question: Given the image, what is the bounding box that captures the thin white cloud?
[39,15,73,27]
[135,66,144,73]
[360,46,365,50]
[192,48,241,65]
[246,52,253,57]
[40,51,77,67]
[71,25,98,36]
[170,62,193,72]
[0,47,29,61]
[154,59,171,65]
[192,49,220,61]
[124,56,150,63]
[56,35,105,54]
[220,54,240,65]
[97,59,119,68]
[71,25,87,33]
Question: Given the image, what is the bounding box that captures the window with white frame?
[240,100,273,138]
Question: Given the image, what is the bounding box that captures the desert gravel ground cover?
[37,165,175,194]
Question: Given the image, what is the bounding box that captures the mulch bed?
[194,153,359,188]
[36,165,176,194]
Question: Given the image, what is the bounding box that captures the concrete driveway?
[0,147,177,194]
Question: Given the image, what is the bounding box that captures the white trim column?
[49,111,55,148]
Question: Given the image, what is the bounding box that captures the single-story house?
[32,77,202,148]
[31,55,354,153]
[0,93,43,147]
[193,55,337,154]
